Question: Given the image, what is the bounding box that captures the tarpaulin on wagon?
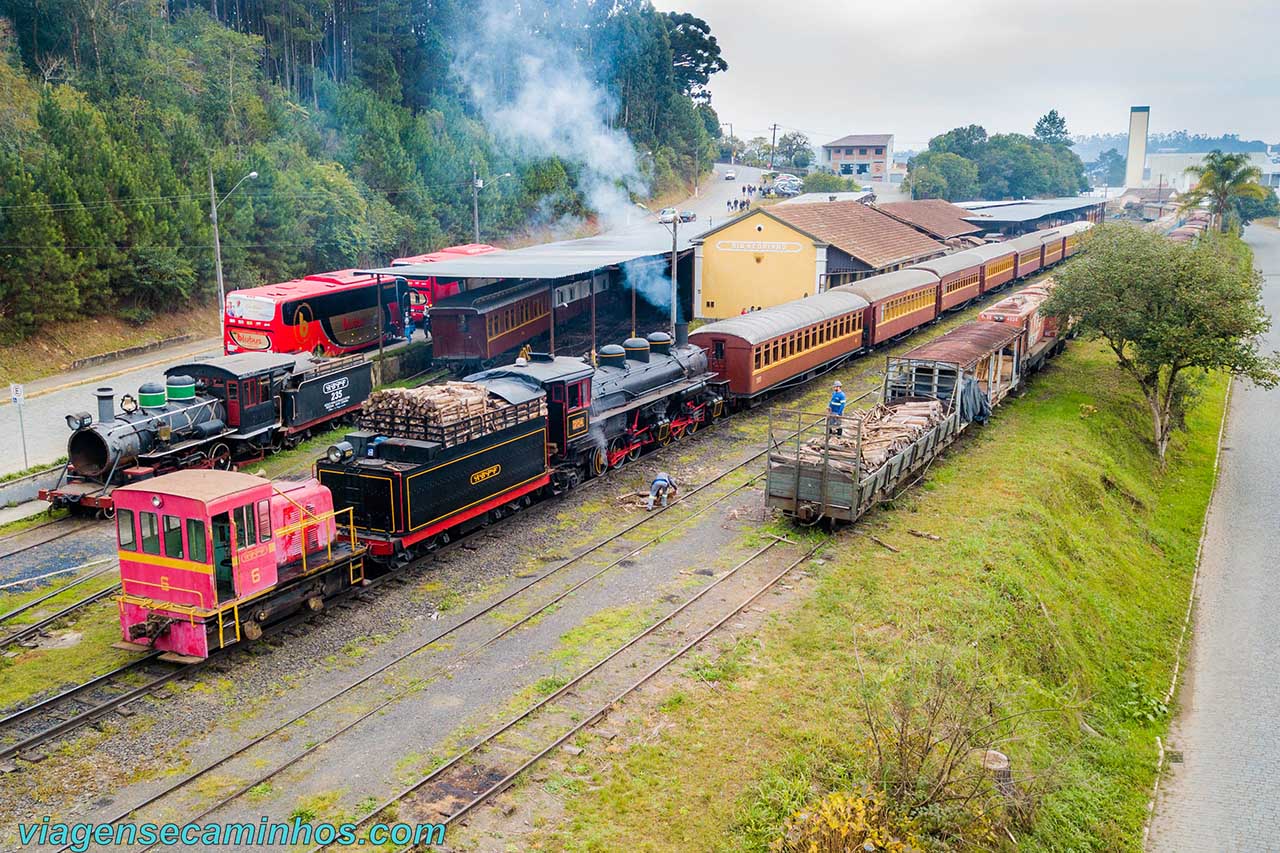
[958,376,991,424]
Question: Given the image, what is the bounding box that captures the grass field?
[526,340,1228,852]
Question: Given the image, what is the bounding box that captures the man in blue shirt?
[828,380,847,435]
[646,472,679,510]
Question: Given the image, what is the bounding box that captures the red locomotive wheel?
[608,437,628,469]
[626,441,642,462]
[210,443,233,470]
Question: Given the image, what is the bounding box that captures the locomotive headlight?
[151,495,164,508]
[66,412,91,431]
[326,441,354,463]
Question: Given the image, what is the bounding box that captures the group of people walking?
[726,183,758,214]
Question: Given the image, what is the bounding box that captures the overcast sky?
[653,0,1279,150]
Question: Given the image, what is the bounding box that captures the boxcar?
[912,251,985,313]
[836,269,940,346]
[963,242,1018,292]
[689,291,869,400]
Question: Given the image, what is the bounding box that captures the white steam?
[457,3,648,230]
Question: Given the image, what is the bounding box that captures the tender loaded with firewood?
[766,318,1028,524]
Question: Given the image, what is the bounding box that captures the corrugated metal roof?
[778,191,874,205]
[911,251,985,277]
[360,231,688,281]
[836,268,938,303]
[690,290,869,346]
[899,321,1022,367]
[957,198,1104,225]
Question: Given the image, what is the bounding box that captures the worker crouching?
[647,472,679,510]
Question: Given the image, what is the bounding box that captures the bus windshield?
[226,294,278,323]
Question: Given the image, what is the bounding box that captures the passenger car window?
[162,515,183,559]
[140,511,160,555]
[117,509,136,551]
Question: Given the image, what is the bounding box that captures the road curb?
[2,341,221,405]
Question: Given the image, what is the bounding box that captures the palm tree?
[1180,150,1271,231]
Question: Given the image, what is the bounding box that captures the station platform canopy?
[956,197,1104,226]
[360,230,694,282]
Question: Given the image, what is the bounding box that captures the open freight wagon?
[766,322,1023,524]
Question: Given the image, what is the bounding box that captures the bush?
[772,786,919,853]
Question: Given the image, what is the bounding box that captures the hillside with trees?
[905,112,1088,201]
[0,0,725,342]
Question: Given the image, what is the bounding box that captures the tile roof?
[822,134,893,149]
[766,201,945,269]
[876,200,982,240]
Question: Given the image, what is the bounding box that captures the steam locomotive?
[316,326,723,561]
[42,353,372,515]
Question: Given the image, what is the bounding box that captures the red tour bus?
[392,243,499,323]
[224,270,404,357]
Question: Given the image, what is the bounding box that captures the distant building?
[691,201,944,319]
[777,191,875,206]
[1140,152,1280,193]
[820,134,895,180]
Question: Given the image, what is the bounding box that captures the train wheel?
[626,442,642,462]
[590,448,607,478]
[608,438,628,469]
[686,417,700,436]
[210,443,233,470]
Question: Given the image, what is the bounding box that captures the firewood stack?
[772,400,947,477]
[359,382,545,444]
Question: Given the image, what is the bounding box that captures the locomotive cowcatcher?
[42,353,372,515]
[316,328,725,561]
[112,469,366,661]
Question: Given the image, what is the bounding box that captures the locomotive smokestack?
[675,323,689,348]
[95,388,115,424]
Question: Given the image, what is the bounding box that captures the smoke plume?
[456,2,647,231]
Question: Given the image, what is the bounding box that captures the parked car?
[724,170,737,181]
[658,207,678,224]
[678,210,697,223]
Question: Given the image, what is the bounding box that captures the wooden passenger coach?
[689,291,869,399]
[837,268,940,345]
[962,242,1018,292]
[914,251,985,312]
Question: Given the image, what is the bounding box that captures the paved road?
[1149,223,1280,851]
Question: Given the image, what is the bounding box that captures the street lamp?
[635,202,679,339]
[209,167,258,348]
[472,165,514,243]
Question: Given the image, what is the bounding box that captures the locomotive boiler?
[42,352,373,514]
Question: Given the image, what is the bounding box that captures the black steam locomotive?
[316,327,724,560]
[42,353,372,514]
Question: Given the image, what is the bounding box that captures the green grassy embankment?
[528,340,1227,852]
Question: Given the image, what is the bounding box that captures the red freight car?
[689,290,869,400]
[913,251,985,312]
[836,269,940,346]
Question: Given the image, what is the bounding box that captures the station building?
[955,197,1106,237]
[691,200,945,320]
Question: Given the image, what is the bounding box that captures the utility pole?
[721,122,734,164]
[670,216,679,338]
[768,123,779,171]
[209,166,256,350]
[209,167,226,347]
[471,161,481,244]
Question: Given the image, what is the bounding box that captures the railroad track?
[325,539,824,851]
[60,445,769,852]
[0,580,122,650]
[0,518,101,561]
[0,653,182,762]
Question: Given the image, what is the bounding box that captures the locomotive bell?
[623,337,650,363]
